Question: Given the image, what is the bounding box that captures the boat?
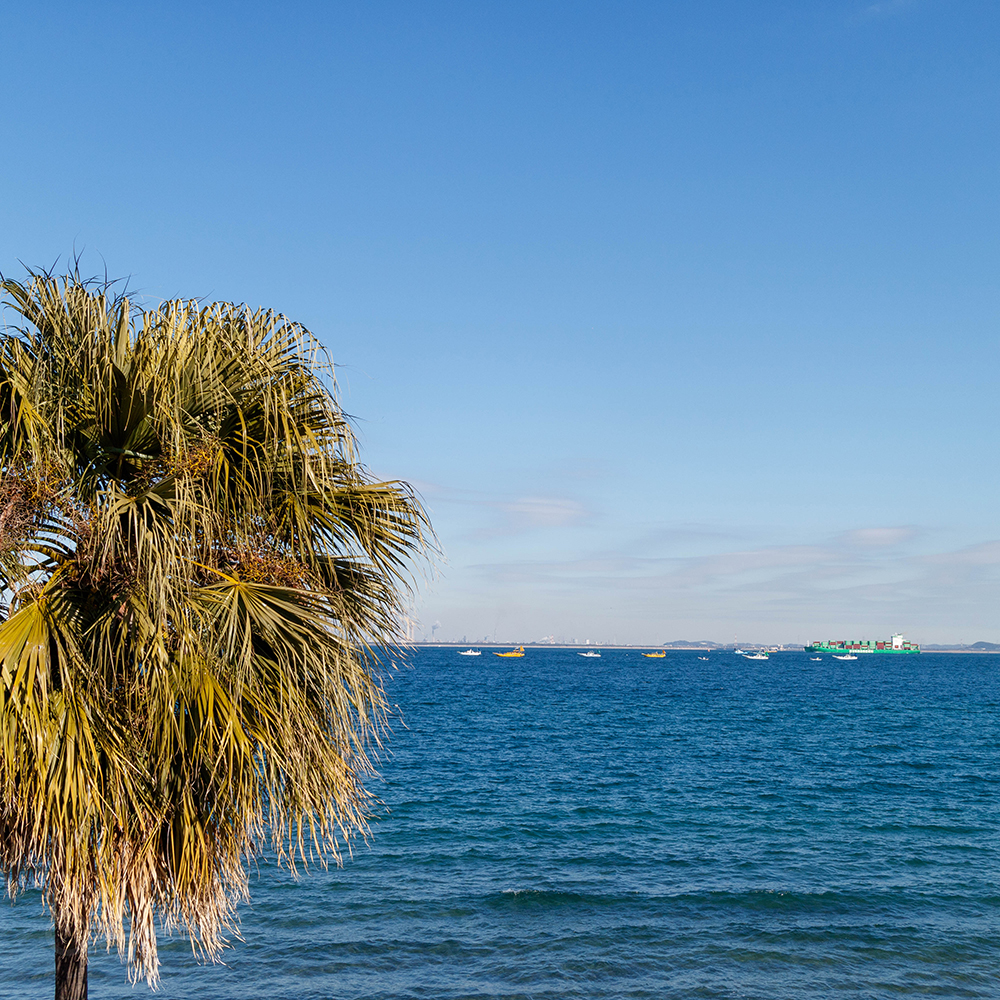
[833,654,857,660]
[804,633,920,655]
[697,656,709,661]
[809,657,822,661]
[743,652,769,660]
[642,650,666,658]
[458,649,481,656]
[578,650,601,658]
[493,646,525,658]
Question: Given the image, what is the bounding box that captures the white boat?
[734,648,746,655]
[697,656,709,661]
[743,652,769,660]
[833,654,857,660]
[809,657,822,661]
[458,649,481,656]
[578,650,601,658]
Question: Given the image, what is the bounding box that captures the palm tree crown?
[0,268,429,991]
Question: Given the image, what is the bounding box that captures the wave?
[481,885,1000,916]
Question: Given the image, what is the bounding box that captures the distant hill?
[921,642,1000,651]
[659,640,724,648]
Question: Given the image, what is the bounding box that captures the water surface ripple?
[3,650,999,998]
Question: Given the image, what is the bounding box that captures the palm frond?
[0,267,433,986]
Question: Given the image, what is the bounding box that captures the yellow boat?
[642,650,667,658]
[493,645,525,658]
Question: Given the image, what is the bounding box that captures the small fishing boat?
[697,656,709,661]
[458,649,481,656]
[833,654,857,660]
[743,652,769,660]
[642,650,667,658]
[493,646,525,658]
[578,650,601,658]
[809,657,822,661]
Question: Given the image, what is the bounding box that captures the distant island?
[922,641,1000,651]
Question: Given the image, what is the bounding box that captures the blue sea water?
[3,648,1000,998]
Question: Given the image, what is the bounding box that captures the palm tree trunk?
[54,924,87,1000]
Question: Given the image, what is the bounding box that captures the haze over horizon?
[411,635,1000,649]
[2,0,997,644]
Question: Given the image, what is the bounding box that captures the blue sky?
[1,0,997,643]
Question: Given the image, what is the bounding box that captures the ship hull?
[804,644,920,655]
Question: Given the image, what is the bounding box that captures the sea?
[2,648,1000,999]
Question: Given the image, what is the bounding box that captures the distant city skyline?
[2,0,997,643]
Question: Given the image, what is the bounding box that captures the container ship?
[804,633,920,654]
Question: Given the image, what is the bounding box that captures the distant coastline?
[411,641,1000,653]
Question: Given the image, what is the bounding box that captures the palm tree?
[0,268,430,999]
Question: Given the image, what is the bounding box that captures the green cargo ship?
[804,633,920,654]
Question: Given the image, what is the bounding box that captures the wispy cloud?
[439,528,1000,641]
[497,497,588,529]
[409,482,999,641]
[838,526,919,548]
[409,480,591,539]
